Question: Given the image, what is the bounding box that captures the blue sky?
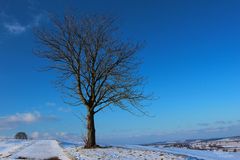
[1,0,240,144]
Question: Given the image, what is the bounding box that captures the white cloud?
[31,131,40,139]
[0,112,58,131]
[4,23,28,34]
[6,112,41,123]
[58,107,72,113]
[56,132,66,137]
[43,132,50,137]
[46,102,56,107]
[32,14,43,26]
[30,131,82,143]
[2,13,43,35]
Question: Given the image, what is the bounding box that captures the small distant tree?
[35,14,149,148]
[15,132,28,140]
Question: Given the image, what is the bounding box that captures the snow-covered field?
[140,136,240,160]
[1,137,240,160]
[189,137,240,152]
[159,136,240,152]
[0,139,70,160]
[158,147,240,160]
[64,142,240,160]
[64,145,187,160]
[12,140,70,160]
[0,139,33,158]
[0,139,188,160]
[123,145,240,160]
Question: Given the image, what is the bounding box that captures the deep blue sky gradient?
[1,0,240,144]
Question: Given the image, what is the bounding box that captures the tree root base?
[84,144,101,149]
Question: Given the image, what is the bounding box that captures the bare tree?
[35,14,148,148]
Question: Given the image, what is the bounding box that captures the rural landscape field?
[1,0,240,159]
[1,136,240,159]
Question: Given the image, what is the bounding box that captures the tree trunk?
[84,110,97,148]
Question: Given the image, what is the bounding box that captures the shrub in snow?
[15,132,28,140]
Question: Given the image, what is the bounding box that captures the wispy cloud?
[102,120,240,144]
[58,107,72,113]
[1,13,44,35]
[215,120,233,125]
[168,120,240,141]
[0,112,58,131]
[45,102,56,107]
[31,131,41,139]
[32,14,43,26]
[0,1,47,36]
[4,23,28,34]
[197,123,210,127]
[2,112,41,123]
[197,120,234,127]
[30,131,82,143]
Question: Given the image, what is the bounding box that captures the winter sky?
[1,0,240,144]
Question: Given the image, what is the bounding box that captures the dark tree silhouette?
[35,14,148,148]
[15,132,28,140]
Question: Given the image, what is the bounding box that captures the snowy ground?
[158,147,240,160]
[12,140,70,160]
[1,138,240,160]
[189,137,240,152]
[122,145,240,160]
[159,136,240,152]
[0,139,70,160]
[1,139,187,160]
[64,143,240,160]
[0,139,33,158]
[65,146,187,160]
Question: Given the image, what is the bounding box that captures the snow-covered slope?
[125,145,240,160]
[0,139,70,160]
[159,147,240,160]
[0,139,187,160]
[64,145,187,160]
[12,140,70,160]
[64,143,240,160]
[1,138,240,160]
[0,139,33,158]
